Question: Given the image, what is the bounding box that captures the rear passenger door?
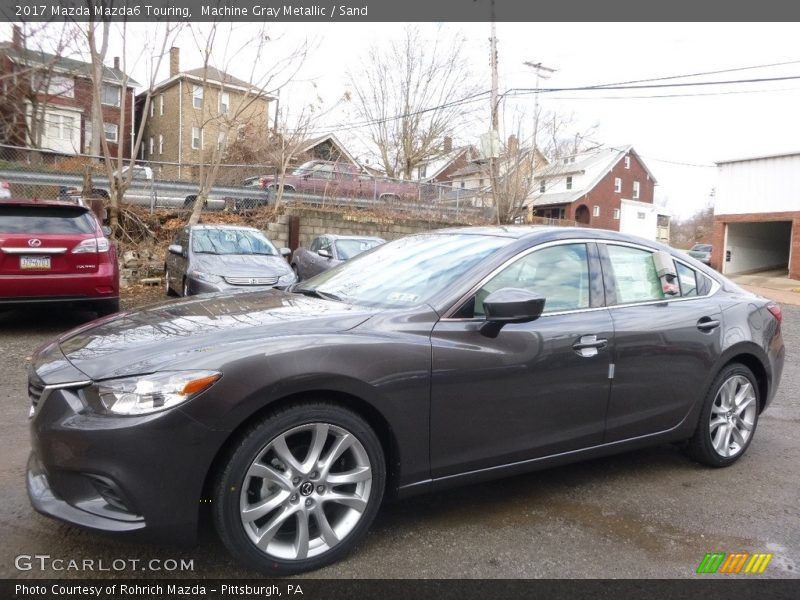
[600,242,722,442]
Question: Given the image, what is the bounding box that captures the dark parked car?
[291,234,385,280]
[688,243,712,265]
[164,225,295,296]
[27,227,784,575]
[0,198,119,315]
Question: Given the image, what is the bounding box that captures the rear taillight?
[72,237,110,254]
[766,302,782,324]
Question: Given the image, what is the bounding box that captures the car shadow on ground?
[0,307,102,334]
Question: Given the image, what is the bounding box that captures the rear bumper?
[0,266,118,303]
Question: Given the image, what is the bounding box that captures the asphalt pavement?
[0,303,798,579]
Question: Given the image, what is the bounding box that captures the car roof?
[323,234,385,241]
[0,198,91,210]
[431,225,570,239]
[189,224,259,231]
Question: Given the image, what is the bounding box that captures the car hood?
[192,254,291,278]
[52,290,373,380]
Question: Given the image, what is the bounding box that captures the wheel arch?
[714,342,771,413]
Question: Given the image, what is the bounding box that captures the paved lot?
[0,303,798,580]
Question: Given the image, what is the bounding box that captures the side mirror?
[101,225,112,237]
[480,288,546,338]
[318,248,333,259]
[279,247,291,257]
[168,244,183,256]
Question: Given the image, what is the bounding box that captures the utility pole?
[489,2,500,222]
[522,61,556,157]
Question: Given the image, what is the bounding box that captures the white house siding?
[619,199,657,240]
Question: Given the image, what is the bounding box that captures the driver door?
[430,241,614,479]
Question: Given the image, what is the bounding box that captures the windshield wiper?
[293,287,343,302]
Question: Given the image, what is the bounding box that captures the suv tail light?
[766,302,782,324]
[72,237,110,254]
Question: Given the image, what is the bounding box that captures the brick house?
[530,145,666,240]
[137,47,273,180]
[712,152,800,280]
[0,27,137,160]
[411,137,478,184]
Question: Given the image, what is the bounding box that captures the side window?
[310,238,320,252]
[606,245,665,304]
[472,243,591,317]
[319,237,332,252]
[675,261,698,297]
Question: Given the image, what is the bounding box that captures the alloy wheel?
[239,422,373,561]
[709,375,757,458]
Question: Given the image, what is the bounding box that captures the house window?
[633,181,641,199]
[101,84,121,107]
[219,91,230,114]
[566,176,573,190]
[46,113,75,140]
[159,134,164,154]
[637,211,646,220]
[614,177,622,193]
[478,178,484,186]
[34,74,74,98]
[192,85,203,109]
[613,208,620,219]
[217,131,226,151]
[148,136,154,155]
[103,122,118,143]
[624,156,631,169]
[192,126,202,149]
[460,181,465,189]
[84,119,92,151]
[149,100,154,118]
[159,94,164,116]
[539,179,546,193]
[593,205,600,217]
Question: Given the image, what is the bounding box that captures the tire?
[183,196,197,209]
[94,298,119,317]
[182,278,190,297]
[379,193,400,202]
[212,402,385,575]
[686,363,760,467]
[165,267,177,297]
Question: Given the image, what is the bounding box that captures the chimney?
[443,136,453,153]
[169,47,180,78]
[113,56,119,70]
[12,25,23,50]
[508,135,519,154]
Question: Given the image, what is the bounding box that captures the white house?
[713,152,800,279]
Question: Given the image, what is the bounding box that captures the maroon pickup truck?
[259,160,419,202]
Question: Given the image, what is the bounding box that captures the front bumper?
[27,383,228,543]
[187,275,295,295]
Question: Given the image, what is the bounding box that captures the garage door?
[723,221,793,275]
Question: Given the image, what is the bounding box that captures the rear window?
[0,206,96,234]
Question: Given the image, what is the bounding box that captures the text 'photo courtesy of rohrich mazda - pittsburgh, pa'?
[27,226,784,575]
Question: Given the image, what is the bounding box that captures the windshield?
[691,244,712,252]
[335,238,384,260]
[299,233,509,308]
[191,228,279,256]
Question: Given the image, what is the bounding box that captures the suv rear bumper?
[0,265,118,303]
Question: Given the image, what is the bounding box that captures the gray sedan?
[291,234,385,280]
[164,225,295,296]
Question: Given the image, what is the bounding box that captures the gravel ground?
[0,298,797,580]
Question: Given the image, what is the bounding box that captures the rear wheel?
[165,267,177,297]
[94,298,119,316]
[213,403,385,575]
[183,195,198,209]
[182,278,190,297]
[686,363,760,467]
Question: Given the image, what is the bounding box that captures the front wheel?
[686,363,760,467]
[213,403,385,575]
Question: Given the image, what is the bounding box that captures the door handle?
[697,317,720,332]
[573,335,608,358]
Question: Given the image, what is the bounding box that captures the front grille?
[223,276,279,286]
[28,375,45,408]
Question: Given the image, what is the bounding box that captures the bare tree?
[184,22,310,225]
[84,18,183,234]
[348,25,479,179]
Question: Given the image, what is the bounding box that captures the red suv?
[0,199,119,315]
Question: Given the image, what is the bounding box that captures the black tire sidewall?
[213,403,386,576]
[692,363,760,467]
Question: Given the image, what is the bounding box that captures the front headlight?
[277,271,297,286]
[92,370,221,415]
[191,271,222,283]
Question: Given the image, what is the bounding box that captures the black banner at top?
[2,0,800,22]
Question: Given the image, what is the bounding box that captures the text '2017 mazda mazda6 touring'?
[27,227,784,574]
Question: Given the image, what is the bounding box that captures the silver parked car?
[291,234,385,280]
[164,225,295,296]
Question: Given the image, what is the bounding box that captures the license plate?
[20,256,51,270]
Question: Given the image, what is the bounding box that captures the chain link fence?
[0,144,496,221]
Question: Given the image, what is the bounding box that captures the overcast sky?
[7,21,800,218]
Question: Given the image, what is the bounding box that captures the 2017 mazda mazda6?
[27,226,784,574]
